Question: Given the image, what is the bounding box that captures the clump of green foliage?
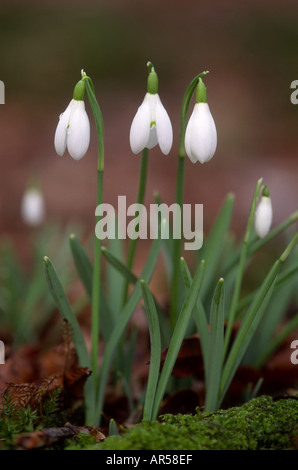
[97,396,298,450]
[0,389,65,449]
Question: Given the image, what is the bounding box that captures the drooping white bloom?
[54,98,90,161]
[21,187,45,227]
[184,77,217,164]
[254,191,273,238]
[185,102,217,164]
[130,92,173,155]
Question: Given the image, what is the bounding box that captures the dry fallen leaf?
[14,422,105,450]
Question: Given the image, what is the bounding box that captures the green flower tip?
[73,79,86,101]
[147,61,158,94]
[262,186,270,198]
[196,77,207,103]
[43,256,49,263]
[69,233,76,240]
[27,173,41,191]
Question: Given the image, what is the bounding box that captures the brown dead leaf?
[159,389,204,416]
[160,334,204,379]
[0,345,40,394]
[14,422,105,450]
[1,366,91,411]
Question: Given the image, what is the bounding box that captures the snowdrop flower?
[130,62,173,155]
[185,78,217,164]
[54,79,90,160]
[254,186,273,238]
[21,186,45,227]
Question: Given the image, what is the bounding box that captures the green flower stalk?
[170,71,210,328]
[80,70,105,399]
[123,62,171,303]
[53,70,105,423]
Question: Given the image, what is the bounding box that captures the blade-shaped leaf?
[43,256,90,368]
[152,259,206,420]
[141,280,162,422]
[204,278,225,413]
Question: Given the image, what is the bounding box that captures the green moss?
[98,396,298,450]
[64,433,99,451]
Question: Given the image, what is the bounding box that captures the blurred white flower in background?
[21,187,45,227]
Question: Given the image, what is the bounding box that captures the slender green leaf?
[95,220,165,425]
[107,216,125,317]
[69,234,115,341]
[204,278,225,413]
[122,148,149,305]
[219,233,297,406]
[69,234,93,299]
[109,419,119,436]
[154,191,174,280]
[141,280,162,422]
[180,257,209,372]
[152,259,206,420]
[236,261,298,314]
[102,246,138,286]
[254,313,298,368]
[224,178,263,355]
[219,272,278,406]
[102,244,170,346]
[223,210,298,277]
[43,256,90,368]
[199,193,234,300]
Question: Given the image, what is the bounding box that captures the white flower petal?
[186,103,217,164]
[129,94,151,154]
[66,100,90,160]
[184,110,198,163]
[254,196,273,238]
[147,126,158,149]
[155,95,173,155]
[54,100,73,156]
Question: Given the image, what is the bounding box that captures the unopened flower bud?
[254,186,273,238]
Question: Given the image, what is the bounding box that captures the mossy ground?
[82,395,298,451]
[2,394,297,449]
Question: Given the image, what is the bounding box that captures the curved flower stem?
[169,71,209,329]
[122,147,149,305]
[91,169,103,389]
[83,72,104,396]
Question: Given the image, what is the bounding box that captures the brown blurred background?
[0,0,298,268]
